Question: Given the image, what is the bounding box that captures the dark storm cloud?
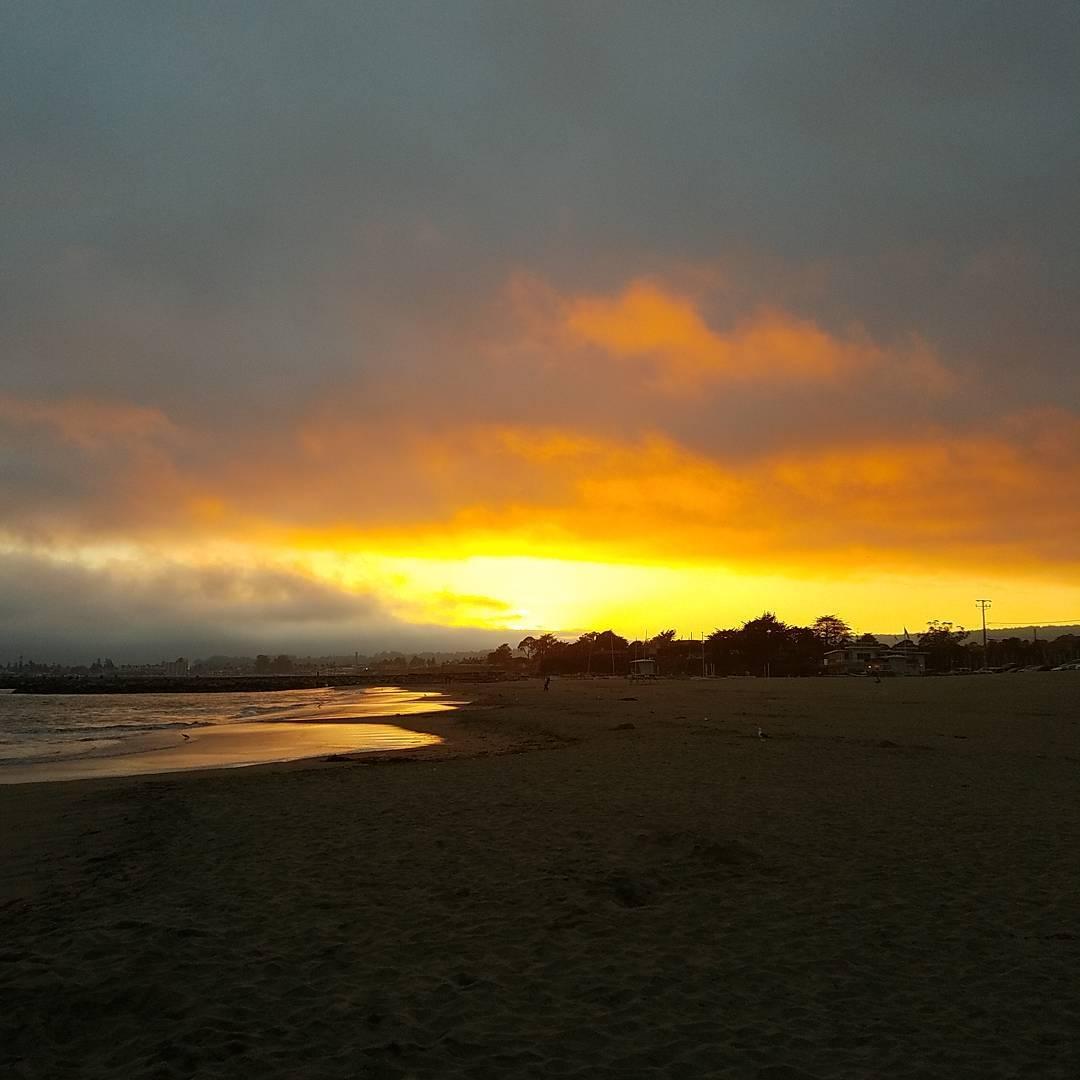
[5,3,1078,407]
[0,549,376,647]
[0,549,508,663]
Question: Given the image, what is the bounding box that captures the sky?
[3,2,1080,661]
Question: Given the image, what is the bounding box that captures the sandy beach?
[2,675,1078,1078]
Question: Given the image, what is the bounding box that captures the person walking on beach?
[544,676,551,691]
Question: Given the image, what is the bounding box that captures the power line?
[989,622,1080,630]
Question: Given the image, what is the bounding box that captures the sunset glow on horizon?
[3,6,1078,660]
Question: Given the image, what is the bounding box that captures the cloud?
[508,275,957,395]
[0,549,376,626]
[0,540,535,656]
[398,413,1080,576]
[0,392,190,541]
[0,394,177,449]
[0,547,514,662]
[2,5,1078,650]
[61,408,1073,580]
[2,374,1076,583]
[565,279,861,383]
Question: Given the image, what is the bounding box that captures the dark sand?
[2,675,1078,1078]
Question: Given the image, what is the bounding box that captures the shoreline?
[0,687,491,788]
[0,673,506,695]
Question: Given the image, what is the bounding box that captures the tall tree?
[812,615,853,648]
[918,621,970,672]
[918,621,968,647]
[487,644,515,668]
[708,613,824,676]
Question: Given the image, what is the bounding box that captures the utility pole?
[976,599,992,660]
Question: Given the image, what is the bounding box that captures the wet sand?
[2,675,1078,1078]
[0,721,442,785]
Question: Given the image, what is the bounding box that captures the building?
[870,638,927,675]
[823,637,927,675]
[823,644,886,675]
[628,658,657,677]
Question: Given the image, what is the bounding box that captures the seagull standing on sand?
[757,726,769,739]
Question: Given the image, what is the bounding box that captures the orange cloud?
[558,278,924,387]
[197,410,1080,581]
[0,292,1061,594]
[500,274,956,393]
[3,385,1077,642]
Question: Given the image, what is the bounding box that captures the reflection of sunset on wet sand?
[0,721,441,785]
[0,687,457,784]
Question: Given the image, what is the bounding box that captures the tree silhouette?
[917,621,968,651]
[487,643,515,668]
[812,615,853,648]
[534,633,558,658]
[707,612,824,676]
[918,621,969,671]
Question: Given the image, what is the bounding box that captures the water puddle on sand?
[0,721,440,784]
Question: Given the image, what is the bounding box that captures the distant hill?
[983,624,1080,641]
[876,625,1080,643]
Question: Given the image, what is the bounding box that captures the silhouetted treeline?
[517,614,849,677]
[504,614,1080,677]
[940,632,1079,672]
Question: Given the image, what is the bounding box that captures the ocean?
[0,685,453,783]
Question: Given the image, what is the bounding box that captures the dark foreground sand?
[2,676,1078,1079]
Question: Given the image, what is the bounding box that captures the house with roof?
[871,637,927,675]
[823,636,928,675]
[823,643,886,675]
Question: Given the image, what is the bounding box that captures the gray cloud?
[2,3,1078,653]
[4,3,1077,405]
[0,549,510,663]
